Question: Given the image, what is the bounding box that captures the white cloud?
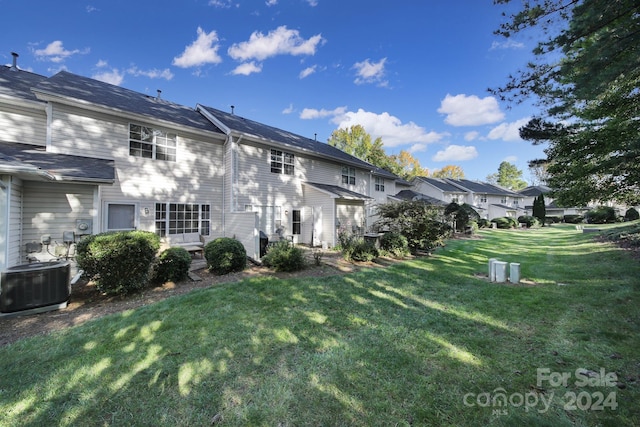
[266,0,278,5]
[464,131,479,141]
[127,66,174,80]
[228,26,324,62]
[487,117,530,141]
[92,69,124,86]
[86,5,99,13]
[503,155,518,163]
[306,0,318,6]
[209,0,235,7]
[432,145,478,162]
[409,143,427,153]
[34,41,88,63]
[353,57,387,86]
[96,59,108,68]
[231,61,262,75]
[438,94,504,126]
[299,65,317,79]
[490,38,525,50]
[282,104,295,114]
[173,27,222,68]
[332,109,446,148]
[300,106,347,119]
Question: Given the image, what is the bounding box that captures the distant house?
[411,177,526,219]
[0,63,405,269]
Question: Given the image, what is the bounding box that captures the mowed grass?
[1,223,639,426]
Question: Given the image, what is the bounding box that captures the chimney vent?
[156,89,162,99]
[231,105,235,114]
[10,52,19,71]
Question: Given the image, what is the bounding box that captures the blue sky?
[2,0,547,182]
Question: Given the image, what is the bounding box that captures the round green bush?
[262,241,306,272]
[491,217,518,229]
[624,207,639,221]
[76,231,160,295]
[563,214,584,224]
[478,218,491,228]
[517,215,539,228]
[152,247,192,283]
[204,237,246,275]
[380,232,409,258]
[585,206,617,224]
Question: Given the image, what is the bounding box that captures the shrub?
[380,232,409,258]
[491,217,518,229]
[563,214,584,224]
[585,206,617,224]
[152,247,192,283]
[262,241,306,272]
[546,216,562,224]
[624,207,639,221]
[517,215,539,228]
[478,218,491,228]
[348,240,379,262]
[204,237,246,275]
[76,231,160,295]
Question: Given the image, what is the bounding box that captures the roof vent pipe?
[231,105,235,114]
[156,89,162,99]
[10,52,19,71]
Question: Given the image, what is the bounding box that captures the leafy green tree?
[375,200,451,253]
[486,161,528,190]
[532,193,547,226]
[328,125,391,169]
[493,0,640,206]
[388,150,429,180]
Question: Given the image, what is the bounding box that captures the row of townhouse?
[412,177,527,219]
[0,60,408,269]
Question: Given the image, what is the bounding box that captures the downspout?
[45,103,53,151]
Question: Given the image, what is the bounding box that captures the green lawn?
[1,224,639,426]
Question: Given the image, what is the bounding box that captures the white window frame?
[154,202,211,237]
[129,123,177,162]
[374,177,385,192]
[342,166,356,185]
[270,148,295,175]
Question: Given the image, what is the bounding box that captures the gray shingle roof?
[32,71,224,135]
[519,185,552,197]
[393,189,448,206]
[198,105,399,178]
[415,177,465,192]
[304,182,372,200]
[450,179,522,196]
[0,66,48,103]
[0,141,115,182]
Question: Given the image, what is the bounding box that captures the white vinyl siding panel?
[21,181,95,250]
[0,104,47,146]
[337,201,365,234]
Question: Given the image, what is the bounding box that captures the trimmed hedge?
[204,237,246,275]
[563,214,584,224]
[517,215,539,228]
[585,206,617,224]
[152,247,192,283]
[624,208,639,221]
[76,231,160,295]
[491,217,518,229]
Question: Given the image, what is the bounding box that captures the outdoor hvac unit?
[0,261,71,315]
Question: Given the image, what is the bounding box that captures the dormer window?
[129,124,176,161]
[271,149,295,175]
[342,166,355,185]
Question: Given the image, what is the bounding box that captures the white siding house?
[1,63,406,268]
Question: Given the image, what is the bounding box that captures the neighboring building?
[411,177,526,219]
[0,63,405,269]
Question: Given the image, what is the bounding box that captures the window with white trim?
[270,149,295,175]
[374,177,385,192]
[342,166,355,185]
[155,203,210,237]
[129,124,176,161]
[480,194,487,203]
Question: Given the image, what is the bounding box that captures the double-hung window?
[374,177,385,192]
[342,166,355,185]
[155,203,210,237]
[129,124,177,162]
[271,149,295,175]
